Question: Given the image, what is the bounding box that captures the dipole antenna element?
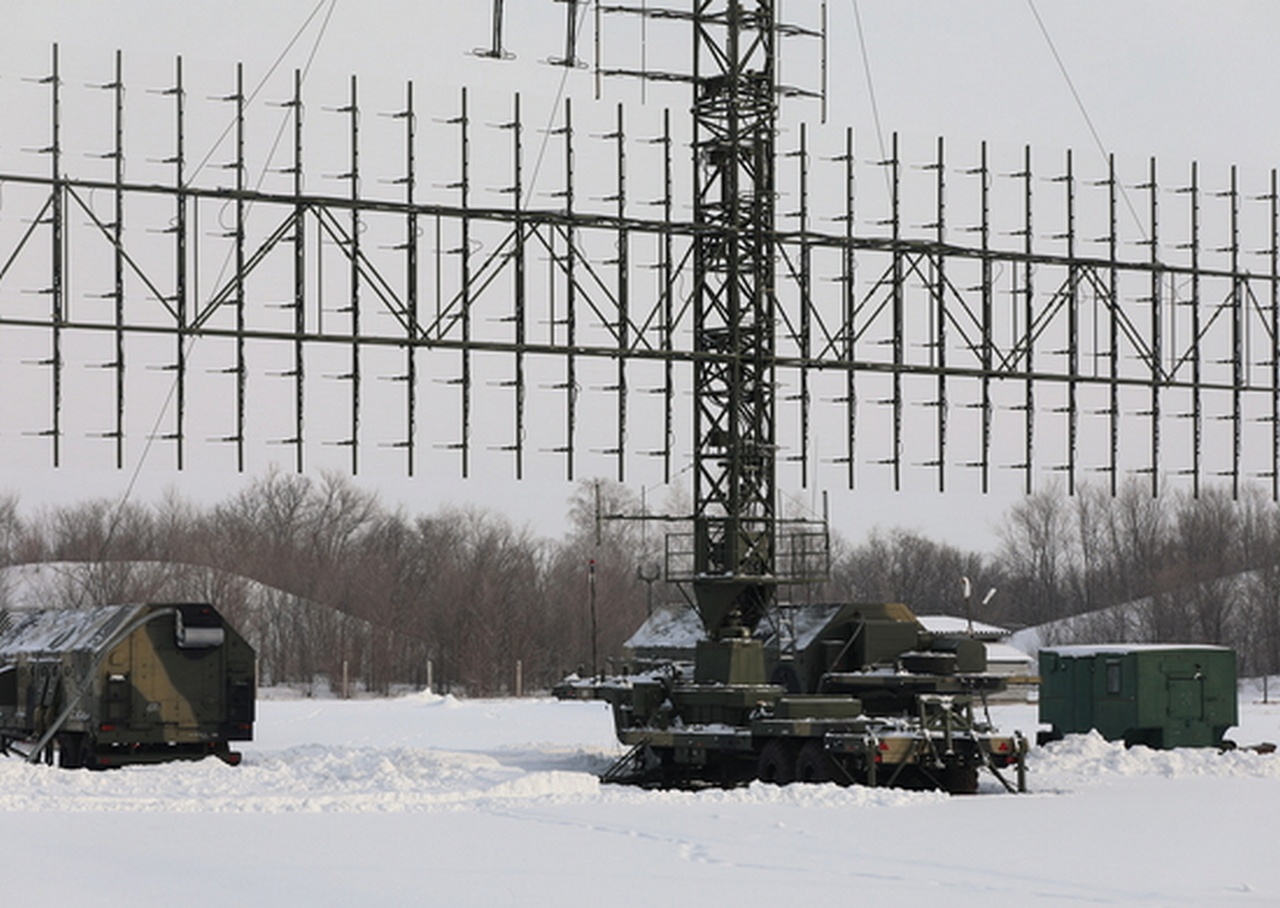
[476,0,513,60]
[550,0,585,68]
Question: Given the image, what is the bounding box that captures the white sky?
[1,1,1278,550]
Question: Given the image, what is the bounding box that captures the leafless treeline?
[993,481,1280,675]
[2,474,1279,691]
[0,474,662,695]
[828,480,1280,675]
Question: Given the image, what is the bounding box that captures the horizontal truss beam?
[1,48,1277,500]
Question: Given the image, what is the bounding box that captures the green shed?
[1038,645,1237,749]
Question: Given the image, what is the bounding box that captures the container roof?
[985,642,1036,665]
[1043,644,1234,657]
[0,605,150,660]
[916,615,1011,640]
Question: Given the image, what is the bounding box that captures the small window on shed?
[1105,659,1122,695]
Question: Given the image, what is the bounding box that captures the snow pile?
[0,744,605,814]
[1239,675,1280,703]
[1030,731,1280,788]
[0,693,622,814]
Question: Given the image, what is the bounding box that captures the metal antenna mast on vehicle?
[618,2,787,642]
[487,1,827,650]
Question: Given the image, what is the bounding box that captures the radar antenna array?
[0,11,1277,588]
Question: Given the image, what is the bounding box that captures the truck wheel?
[81,738,98,770]
[794,740,835,784]
[756,739,797,785]
[57,734,83,769]
[770,663,802,694]
[942,764,979,794]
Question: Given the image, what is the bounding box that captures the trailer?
[0,602,255,768]
[1038,645,1237,749]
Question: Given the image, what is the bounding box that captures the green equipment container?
[0,602,256,768]
[1038,645,1237,748]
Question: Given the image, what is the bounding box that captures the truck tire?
[56,734,83,769]
[770,663,802,694]
[756,739,797,785]
[794,740,835,784]
[56,733,95,770]
[942,763,979,795]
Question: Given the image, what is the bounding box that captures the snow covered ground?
[1,690,1278,907]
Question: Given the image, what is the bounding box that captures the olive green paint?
[1038,646,1238,748]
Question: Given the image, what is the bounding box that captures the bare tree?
[998,483,1075,626]
[830,528,1001,621]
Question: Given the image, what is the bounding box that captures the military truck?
[0,602,255,768]
[557,601,1026,793]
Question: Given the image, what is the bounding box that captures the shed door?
[1072,660,1094,732]
[1168,676,1204,721]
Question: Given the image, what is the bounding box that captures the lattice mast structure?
[492,0,821,643]
[683,2,780,641]
[583,0,800,639]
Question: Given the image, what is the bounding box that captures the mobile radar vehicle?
[546,1,1024,792]
[558,597,1026,793]
[0,602,256,768]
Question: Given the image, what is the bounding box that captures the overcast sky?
[1,1,1277,551]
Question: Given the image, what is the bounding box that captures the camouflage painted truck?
[557,601,1027,794]
[0,602,255,768]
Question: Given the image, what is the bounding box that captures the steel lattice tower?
[687,1,779,638]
